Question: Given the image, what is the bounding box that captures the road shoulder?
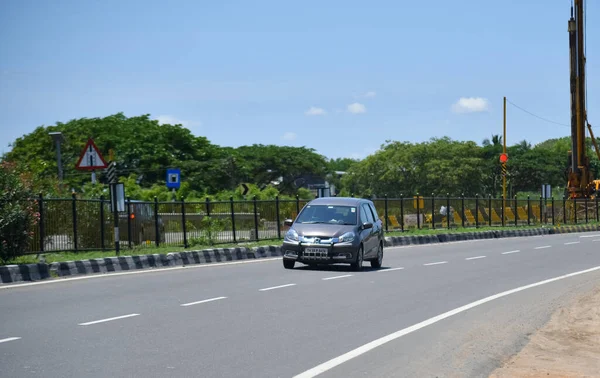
[489,281,600,378]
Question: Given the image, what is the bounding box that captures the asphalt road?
[1,232,600,377]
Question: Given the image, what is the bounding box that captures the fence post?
[384,194,389,232]
[461,194,465,228]
[100,195,106,251]
[539,196,544,225]
[181,197,188,248]
[72,192,78,252]
[585,196,589,224]
[416,193,421,230]
[113,192,120,256]
[296,195,300,216]
[38,193,45,253]
[447,193,451,230]
[253,196,259,241]
[574,198,578,224]
[205,197,211,217]
[400,194,405,232]
[501,196,505,227]
[596,195,599,223]
[527,196,531,226]
[475,194,479,229]
[431,194,435,230]
[563,196,567,225]
[126,197,132,249]
[515,194,519,227]
[154,197,160,247]
[552,196,555,225]
[230,196,237,243]
[275,196,281,239]
[488,194,492,227]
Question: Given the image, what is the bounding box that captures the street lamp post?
[49,132,65,183]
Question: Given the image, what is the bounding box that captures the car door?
[360,203,375,257]
[368,202,384,251]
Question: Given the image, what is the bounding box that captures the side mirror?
[284,219,294,227]
[361,222,373,230]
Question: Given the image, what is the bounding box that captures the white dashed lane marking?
[323,275,353,281]
[78,313,140,326]
[181,297,227,307]
[465,256,486,261]
[502,250,521,255]
[0,337,21,344]
[534,246,552,250]
[423,261,448,266]
[259,284,296,292]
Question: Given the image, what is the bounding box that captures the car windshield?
[295,205,357,225]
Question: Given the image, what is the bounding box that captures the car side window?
[361,204,374,223]
[359,205,370,224]
[368,203,380,221]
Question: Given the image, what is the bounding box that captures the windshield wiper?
[299,221,326,224]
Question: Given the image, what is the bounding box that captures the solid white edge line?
[564,242,581,245]
[465,256,486,260]
[501,250,520,255]
[180,296,227,307]
[259,284,296,292]
[423,261,447,266]
[377,267,405,273]
[293,265,600,378]
[322,274,353,281]
[78,313,140,326]
[594,239,600,242]
[580,234,600,238]
[0,337,21,344]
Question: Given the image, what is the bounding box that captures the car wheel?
[371,243,383,268]
[351,246,363,271]
[283,259,295,269]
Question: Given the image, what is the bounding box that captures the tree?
[0,162,40,263]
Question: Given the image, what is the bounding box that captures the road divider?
[1,224,599,285]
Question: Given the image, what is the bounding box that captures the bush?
[0,162,39,264]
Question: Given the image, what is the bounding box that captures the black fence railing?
[6,194,600,254]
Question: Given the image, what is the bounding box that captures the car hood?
[291,223,356,238]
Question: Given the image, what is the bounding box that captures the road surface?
[1,232,599,377]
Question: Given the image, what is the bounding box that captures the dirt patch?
[489,284,600,378]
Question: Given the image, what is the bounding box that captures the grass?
[7,221,599,265]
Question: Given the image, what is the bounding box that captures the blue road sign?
[166,168,181,189]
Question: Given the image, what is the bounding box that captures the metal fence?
[9,194,600,254]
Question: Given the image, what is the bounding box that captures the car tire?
[371,243,383,268]
[351,246,363,271]
[283,259,295,269]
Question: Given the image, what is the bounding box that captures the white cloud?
[305,106,327,116]
[282,132,297,141]
[347,102,367,114]
[155,115,201,128]
[451,97,490,113]
[364,91,376,98]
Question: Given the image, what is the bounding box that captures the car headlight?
[338,231,355,243]
[285,229,299,242]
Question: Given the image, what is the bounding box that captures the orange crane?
[566,0,600,199]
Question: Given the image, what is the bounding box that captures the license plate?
[303,248,329,259]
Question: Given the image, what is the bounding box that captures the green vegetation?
[0,162,40,264]
[3,113,598,201]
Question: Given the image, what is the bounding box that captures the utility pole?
[503,96,507,212]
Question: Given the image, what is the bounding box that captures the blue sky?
[1,0,598,159]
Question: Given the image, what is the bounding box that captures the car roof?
[307,197,370,207]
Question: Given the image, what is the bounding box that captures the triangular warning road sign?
[75,138,108,170]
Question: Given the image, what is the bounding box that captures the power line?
[505,99,570,127]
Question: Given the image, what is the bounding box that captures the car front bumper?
[281,241,359,264]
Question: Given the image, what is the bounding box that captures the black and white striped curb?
[1,225,598,284]
[0,246,283,284]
